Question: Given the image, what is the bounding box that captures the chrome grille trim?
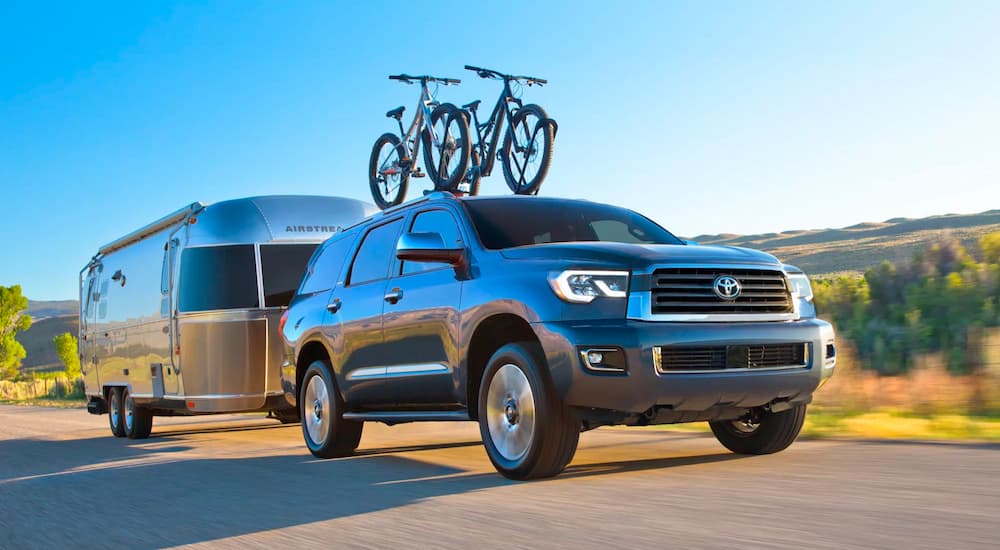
[651,267,793,315]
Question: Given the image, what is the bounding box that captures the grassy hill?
[17,314,79,373]
[27,299,78,320]
[691,209,1000,277]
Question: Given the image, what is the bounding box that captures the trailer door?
[161,238,180,395]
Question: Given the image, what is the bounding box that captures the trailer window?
[178,245,259,312]
[260,244,319,307]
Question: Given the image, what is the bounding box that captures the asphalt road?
[1,405,997,549]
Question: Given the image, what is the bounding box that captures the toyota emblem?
[713,275,742,300]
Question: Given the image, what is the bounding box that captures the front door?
[381,208,465,408]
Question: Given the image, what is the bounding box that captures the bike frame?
[393,80,444,164]
[467,79,522,178]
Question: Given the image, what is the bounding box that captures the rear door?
[332,218,404,409]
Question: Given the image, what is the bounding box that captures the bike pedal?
[412,170,426,178]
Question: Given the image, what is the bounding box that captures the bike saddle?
[462,99,481,112]
[385,106,405,120]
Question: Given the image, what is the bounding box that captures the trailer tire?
[122,387,153,439]
[108,387,125,438]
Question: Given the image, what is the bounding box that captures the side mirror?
[684,239,699,246]
[396,232,465,265]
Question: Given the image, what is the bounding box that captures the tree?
[981,231,1000,265]
[0,285,32,380]
[53,332,81,379]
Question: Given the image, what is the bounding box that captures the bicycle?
[459,65,557,196]
[369,74,471,209]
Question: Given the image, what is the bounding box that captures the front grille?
[650,267,792,315]
[655,343,809,372]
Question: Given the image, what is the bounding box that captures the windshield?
[462,199,684,250]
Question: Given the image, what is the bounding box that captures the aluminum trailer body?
[79,195,375,436]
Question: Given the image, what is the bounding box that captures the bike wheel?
[369,133,409,209]
[421,103,471,191]
[501,104,554,195]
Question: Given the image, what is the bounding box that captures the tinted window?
[463,199,683,249]
[402,209,463,275]
[261,244,319,307]
[179,245,258,312]
[348,219,403,285]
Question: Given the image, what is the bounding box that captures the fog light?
[578,347,627,374]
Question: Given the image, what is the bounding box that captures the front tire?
[107,387,125,438]
[422,103,471,191]
[478,342,579,480]
[709,405,807,455]
[501,104,554,195]
[122,387,153,439]
[369,133,409,209]
[300,360,363,459]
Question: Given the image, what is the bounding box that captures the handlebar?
[464,65,547,86]
[388,74,461,85]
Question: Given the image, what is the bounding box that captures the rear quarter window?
[299,236,356,295]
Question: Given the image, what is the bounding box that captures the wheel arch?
[465,313,541,420]
[295,339,334,403]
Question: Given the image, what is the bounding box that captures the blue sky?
[2,1,998,300]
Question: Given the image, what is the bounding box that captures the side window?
[402,209,464,275]
[348,219,404,285]
[301,236,356,294]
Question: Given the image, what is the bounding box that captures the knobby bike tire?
[369,133,409,209]
[421,103,471,192]
[501,104,554,195]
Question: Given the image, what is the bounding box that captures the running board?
[341,410,470,424]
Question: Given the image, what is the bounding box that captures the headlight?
[787,273,813,302]
[549,270,629,303]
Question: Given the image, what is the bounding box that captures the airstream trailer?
[79,195,376,439]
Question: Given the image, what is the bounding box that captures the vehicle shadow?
[0,434,745,547]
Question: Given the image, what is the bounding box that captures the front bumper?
[533,318,836,414]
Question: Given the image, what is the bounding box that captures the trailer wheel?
[300,360,362,458]
[108,387,125,438]
[122,387,153,439]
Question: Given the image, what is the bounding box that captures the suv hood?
[499,242,782,268]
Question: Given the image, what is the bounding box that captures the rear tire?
[369,133,409,209]
[501,104,554,195]
[107,387,125,438]
[478,342,579,480]
[422,103,471,191]
[709,405,807,455]
[300,360,363,458]
[122,387,153,440]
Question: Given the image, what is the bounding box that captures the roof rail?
[342,191,461,232]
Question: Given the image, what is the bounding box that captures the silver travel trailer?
[79,195,376,438]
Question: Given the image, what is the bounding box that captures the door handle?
[384,288,403,304]
[326,298,342,313]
